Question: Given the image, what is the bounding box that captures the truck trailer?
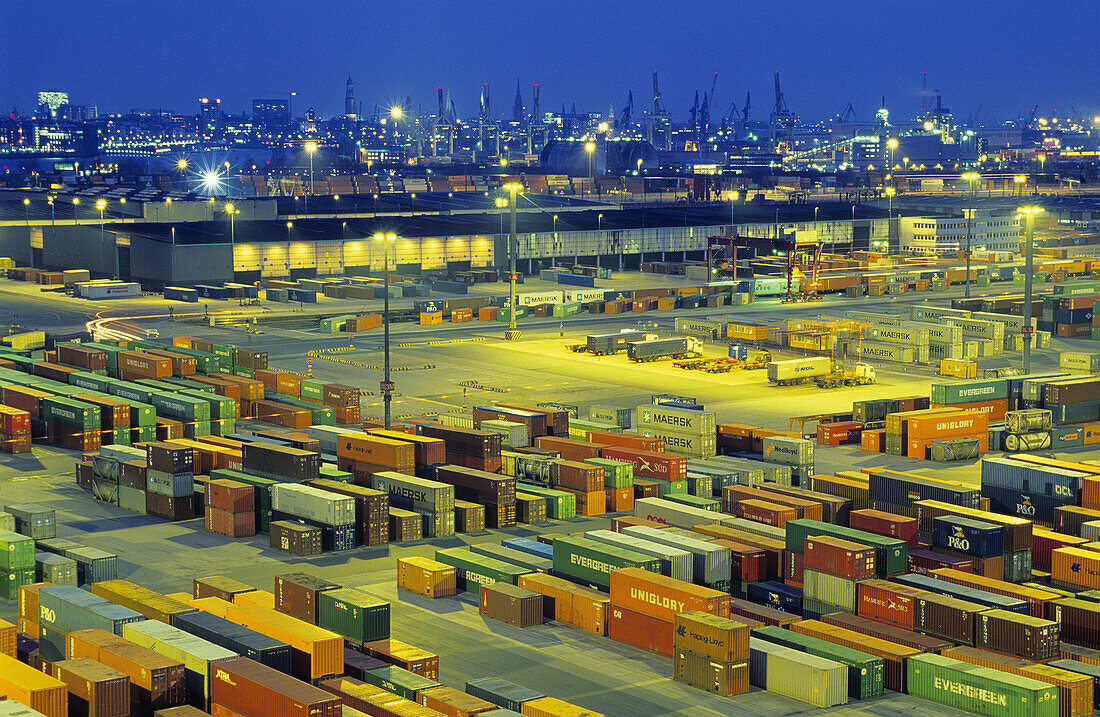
[583,330,649,355]
[626,337,703,362]
[767,357,875,387]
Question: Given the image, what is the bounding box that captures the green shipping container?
[512,484,576,519]
[319,465,354,483]
[930,378,1009,405]
[434,547,531,592]
[658,480,688,496]
[275,396,335,425]
[363,665,440,702]
[663,494,719,511]
[184,420,211,438]
[496,306,529,322]
[320,315,356,333]
[135,379,182,394]
[231,366,255,379]
[178,390,235,420]
[754,625,884,701]
[107,427,131,445]
[785,519,907,577]
[1055,281,1100,296]
[131,426,157,443]
[151,392,212,421]
[0,530,35,570]
[211,470,276,532]
[316,588,390,643]
[906,653,1058,717]
[300,379,325,402]
[584,458,633,489]
[211,344,234,369]
[551,535,660,590]
[165,378,214,392]
[42,396,100,430]
[210,418,236,437]
[552,302,582,318]
[567,419,621,440]
[0,568,36,599]
[107,381,158,404]
[69,371,117,393]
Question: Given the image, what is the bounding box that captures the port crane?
[706,232,824,303]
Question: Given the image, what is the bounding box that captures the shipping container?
[752,625,884,700]
[121,619,237,710]
[906,653,1058,717]
[791,619,920,693]
[747,638,848,708]
[209,657,340,717]
[914,592,990,645]
[396,557,456,598]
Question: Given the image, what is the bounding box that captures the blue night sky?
[3,0,1098,124]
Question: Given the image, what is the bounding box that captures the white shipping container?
[767,357,832,383]
[844,311,901,325]
[862,325,929,346]
[1081,519,1100,541]
[707,455,792,487]
[762,436,815,466]
[563,289,607,303]
[972,312,1037,334]
[271,483,355,526]
[478,419,529,449]
[122,619,237,706]
[638,428,717,458]
[78,282,142,299]
[371,471,455,512]
[438,413,475,428]
[855,341,915,363]
[749,638,849,708]
[928,343,965,360]
[303,425,359,454]
[1060,351,1100,374]
[99,445,148,462]
[517,291,563,306]
[634,496,720,529]
[636,405,716,436]
[584,528,694,582]
[903,321,963,344]
[674,317,727,338]
[622,524,731,588]
[802,569,857,611]
[945,317,1005,342]
[909,306,971,322]
[716,515,787,541]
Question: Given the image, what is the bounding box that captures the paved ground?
[2,271,1099,716]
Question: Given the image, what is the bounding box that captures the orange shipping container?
[397,557,457,598]
[335,433,415,471]
[420,312,443,326]
[736,498,798,528]
[520,697,605,717]
[585,430,663,452]
[117,351,172,379]
[0,652,69,717]
[609,567,729,623]
[562,488,606,516]
[607,487,634,512]
[276,373,303,396]
[928,568,1061,618]
[234,590,276,609]
[518,573,608,635]
[861,429,886,453]
[1052,547,1100,590]
[930,399,1010,423]
[906,410,989,440]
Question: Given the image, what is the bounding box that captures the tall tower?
[513,80,524,123]
[345,76,356,117]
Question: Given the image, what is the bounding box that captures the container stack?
[306,479,390,546]
[44,396,101,452]
[883,404,990,460]
[0,529,35,599]
[372,471,455,538]
[608,567,727,657]
[760,436,815,486]
[145,442,195,521]
[981,455,1083,529]
[670,611,750,697]
[585,457,635,512]
[271,484,356,551]
[204,479,256,538]
[433,465,516,529]
[0,404,31,454]
[800,536,876,618]
[551,461,606,517]
[417,424,503,473]
[636,404,717,459]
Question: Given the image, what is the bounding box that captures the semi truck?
[580,330,649,355]
[626,337,704,362]
[767,357,876,387]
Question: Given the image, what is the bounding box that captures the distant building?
[345,76,356,118]
[199,97,222,138]
[37,91,68,118]
[252,99,290,128]
[900,210,1021,254]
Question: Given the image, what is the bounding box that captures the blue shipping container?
[1049,401,1100,425]
[164,287,199,302]
[558,273,595,287]
[891,573,1029,614]
[1057,309,1093,324]
[980,484,1071,525]
[287,289,318,303]
[603,291,635,301]
[931,515,1004,558]
[1007,372,1069,399]
[501,537,554,560]
[980,455,1083,500]
[1050,425,1086,448]
[172,610,292,674]
[747,581,802,615]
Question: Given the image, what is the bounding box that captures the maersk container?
[636,405,715,436]
[123,619,238,710]
[785,519,907,577]
[623,525,730,589]
[588,405,632,429]
[906,653,1058,717]
[371,471,455,513]
[271,484,355,527]
[753,625,884,700]
[748,637,847,708]
[932,515,1005,558]
[434,547,531,592]
[549,535,659,590]
[583,528,694,582]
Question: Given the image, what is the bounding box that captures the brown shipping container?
[849,509,919,547]
[857,580,928,629]
[433,466,515,505]
[270,522,322,557]
[50,658,130,717]
[209,657,341,717]
[673,649,749,698]
[117,351,173,379]
[791,619,920,693]
[397,557,457,598]
[417,685,498,717]
[609,568,729,624]
[363,638,439,680]
[721,485,823,521]
[929,568,1060,618]
[804,536,876,580]
[821,612,952,653]
[976,609,1060,661]
[205,479,254,513]
[0,652,69,717]
[1052,598,1100,650]
[728,598,800,628]
[586,430,663,452]
[321,384,359,408]
[496,403,569,437]
[914,592,989,646]
[65,628,187,714]
[598,446,685,481]
[553,461,604,492]
[736,498,797,528]
[534,436,605,461]
[693,524,785,580]
[58,344,108,371]
[193,576,256,602]
[609,605,673,657]
[518,573,608,635]
[479,583,544,627]
[673,611,751,664]
[275,573,339,625]
[205,508,255,538]
[454,500,485,533]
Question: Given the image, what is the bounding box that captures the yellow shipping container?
[90,579,195,624]
[420,312,443,326]
[726,323,768,341]
[940,358,977,378]
[1081,422,1100,446]
[2,331,46,350]
[1052,547,1100,589]
[521,697,605,717]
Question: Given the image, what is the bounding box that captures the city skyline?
[4,0,1099,123]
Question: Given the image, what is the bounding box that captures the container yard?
[3,268,1100,717]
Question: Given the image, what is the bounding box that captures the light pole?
[97,199,114,278]
[375,232,397,427]
[885,187,895,255]
[72,197,80,221]
[305,141,317,214]
[962,172,980,298]
[225,203,237,245]
[503,183,523,341]
[1019,206,1042,374]
[47,196,55,262]
[22,198,29,226]
[1014,174,1027,197]
[585,141,595,181]
[725,190,739,231]
[886,137,898,174]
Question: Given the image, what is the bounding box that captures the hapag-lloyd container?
[609,567,729,624]
[673,611,751,664]
[914,593,990,645]
[748,637,848,709]
[122,619,237,710]
[583,529,693,582]
[857,580,928,629]
[622,525,731,589]
[752,625,884,701]
[906,653,1059,717]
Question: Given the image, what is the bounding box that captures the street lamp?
[177,159,188,171]
[1014,174,1027,197]
[502,182,523,341]
[374,232,397,428]
[96,199,113,278]
[585,142,596,180]
[1019,206,1043,374]
[225,203,237,246]
[304,141,318,213]
[22,198,29,226]
[886,137,898,173]
[961,172,980,298]
[884,187,895,255]
[72,196,80,221]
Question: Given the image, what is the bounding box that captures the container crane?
[648,70,672,151]
[769,72,798,154]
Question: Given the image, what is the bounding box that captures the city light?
[201,170,223,191]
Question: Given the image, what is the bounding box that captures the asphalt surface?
[2,270,1099,716]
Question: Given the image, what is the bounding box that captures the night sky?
[4,0,1098,124]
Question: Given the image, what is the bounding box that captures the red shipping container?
[205,479,255,513]
[210,657,340,717]
[0,406,31,435]
[861,429,886,452]
[709,540,767,583]
[612,516,669,532]
[857,580,927,629]
[599,446,686,481]
[736,498,797,528]
[533,436,607,461]
[804,536,876,580]
[816,421,863,446]
[1032,528,1089,571]
[609,605,673,657]
[849,509,919,548]
[586,430,664,452]
[907,548,975,575]
[205,508,256,538]
[606,487,634,513]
